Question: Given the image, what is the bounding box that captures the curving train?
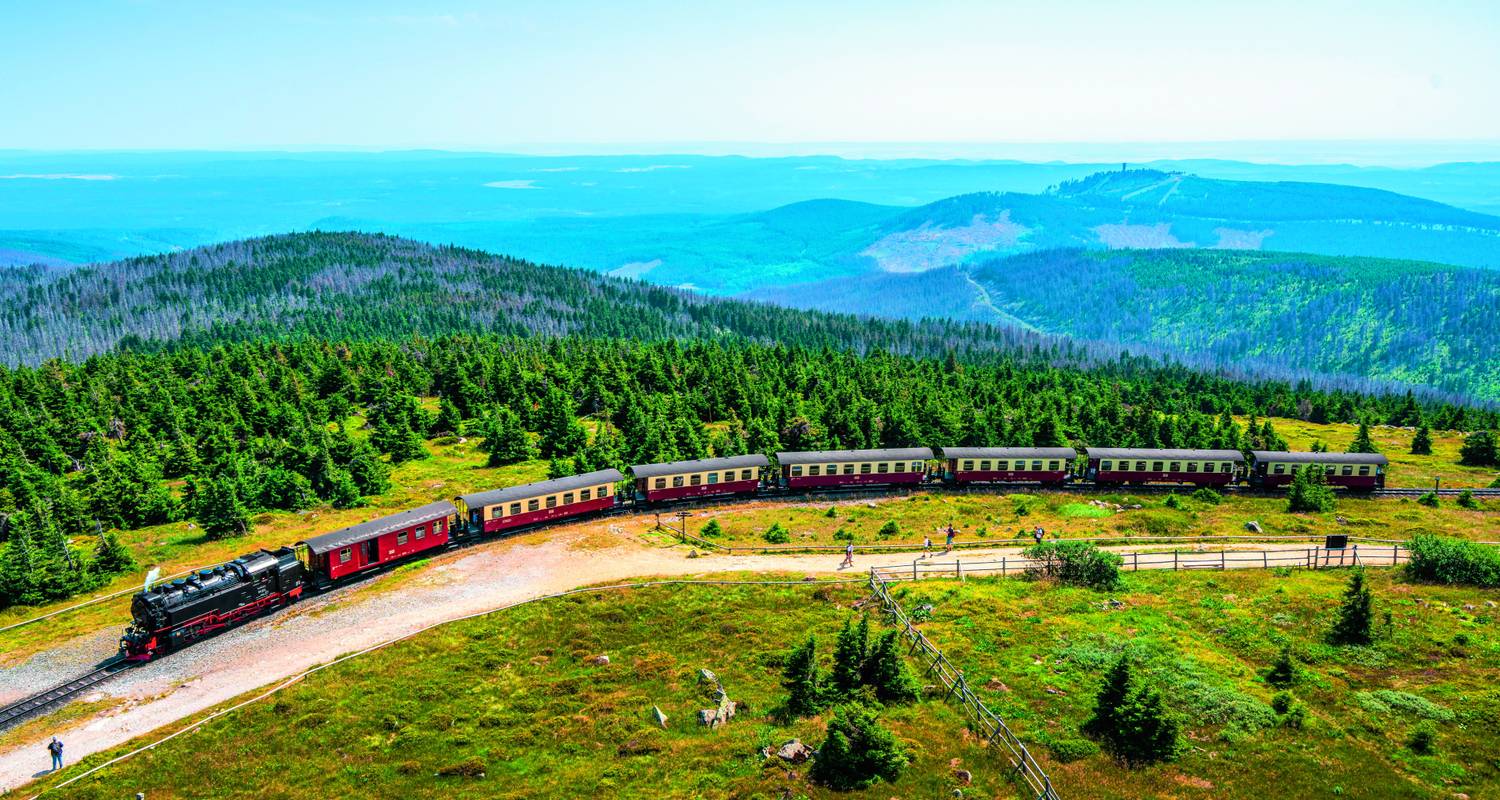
[120,445,1387,660]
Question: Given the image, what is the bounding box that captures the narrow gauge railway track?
[0,658,136,732]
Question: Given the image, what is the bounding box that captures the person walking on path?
[46,738,62,772]
[840,541,855,569]
[922,534,933,557]
[1032,525,1045,545]
[944,524,956,553]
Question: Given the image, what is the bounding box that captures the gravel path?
[0,514,1369,794]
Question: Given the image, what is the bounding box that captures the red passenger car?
[455,469,623,536]
[630,455,767,503]
[296,500,455,584]
[1086,448,1243,487]
[777,448,933,490]
[1249,451,1387,491]
[940,447,1078,485]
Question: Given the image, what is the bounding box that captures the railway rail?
[0,658,136,732]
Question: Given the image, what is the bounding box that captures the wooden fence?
[866,568,1061,800]
[867,543,1407,583]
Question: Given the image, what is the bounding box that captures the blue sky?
[2,0,1497,152]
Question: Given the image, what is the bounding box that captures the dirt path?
[0,515,1377,794]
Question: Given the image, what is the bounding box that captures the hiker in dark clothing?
[47,737,63,771]
[944,524,956,553]
[1032,526,1044,545]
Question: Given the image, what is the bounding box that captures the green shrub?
[1408,724,1436,754]
[1282,704,1307,730]
[1266,644,1297,688]
[763,523,791,544]
[435,757,486,777]
[876,520,900,539]
[1287,466,1336,513]
[1271,690,1294,715]
[809,703,909,790]
[1417,491,1440,508]
[1354,690,1455,722]
[825,506,838,518]
[866,630,920,703]
[1456,490,1478,509]
[699,519,722,538]
[1164,493,1183,510]
[1190,488,1223,505]
[1404,534,1500,587]
[833,527,854,541]
[1023,540,1122,590]
[1048,737,1100,763]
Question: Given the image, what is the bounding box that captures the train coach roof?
[776,447,935,465]
[299,500,456,555]
[1250,451,1389,465]
[630,454,768,479]
[457,469,625,509]
[1086,448,1246,461]
[940,447,1079,460]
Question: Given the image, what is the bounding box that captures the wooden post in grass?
[1173,550,1178,571]
[1133,551,1139,571]
[1002,556,1007,577]
[956,557,963,580]
[1352,544,1360,566]
[913,559,919,581]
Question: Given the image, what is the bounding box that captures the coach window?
[509,502,521,516]
[877,462,889,474]
[493,507,505,519]
[1207,463,1219,473]
[528,499,540,512]
[1048,461,1059,471]
[397,531,408,546]
[579,488,591,501]
[708,472,719,484]
[962,460,974,471]
[339,547,351,564]
[1100,460,1112,471]
[546,496,558,509]
[653,478,665,490]
[996,460,1009,470]
[1028,460,1040,471]
[894,462,906,472]
[563,493,574,505]
[1325,465,1336,475]
[1169,462,1180,472]
[741,469,754,481]
[1358,466,1370,476]
[1341,465,1353,476]
[982,460,994,470]
[673,475,685,487]
[1186,462,1198,473]
[415,526,425,540]
[858,462,871,474]
[687,474,700,486]
[789,465,802,477]
[1150,461,1162,472]
[807,465,820,476]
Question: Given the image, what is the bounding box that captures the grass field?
[3,418,1494,664]
[22,569,1500,799]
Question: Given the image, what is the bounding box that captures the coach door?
[364,539,380,567]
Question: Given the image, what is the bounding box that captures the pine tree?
[197,477,251,540]
[866,630,920,703]
[1329,567,1374,646]
[433,398,463,437]
[830,616,870,697]
[1410,424,1433,456]
[480,407,535,467]
[344,440,391,496]
[1084,653,1180,765]
[1459,430,1498,467]
[538,387,588,459]
[809,703,909,790]
[328,469,363,510]
[92,531,136,574]
[781,635,825,717]
[1348,422,1379,454]
[1084,654,1133,743]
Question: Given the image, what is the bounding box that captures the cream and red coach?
[1249,451,1387,491]
[630,454,768,503]
[777,447,933,489]
[296,500,455,584]
[1086,447,1243,487]
[940,446,1078,485]
[455,468,623,535]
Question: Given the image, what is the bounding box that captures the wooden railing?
[867,567,1061,800]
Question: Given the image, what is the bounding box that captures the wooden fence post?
[957,557,963,580]
[1262,550,1268,569]
[1173,550,1178,571]
[1132,551,1139,571]
[913,559,919,581]
[1352,544,1360,566]
[1001,556,1007,576]
[1220,549,1226,570]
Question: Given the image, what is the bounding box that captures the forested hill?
[0,232,1081,368]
